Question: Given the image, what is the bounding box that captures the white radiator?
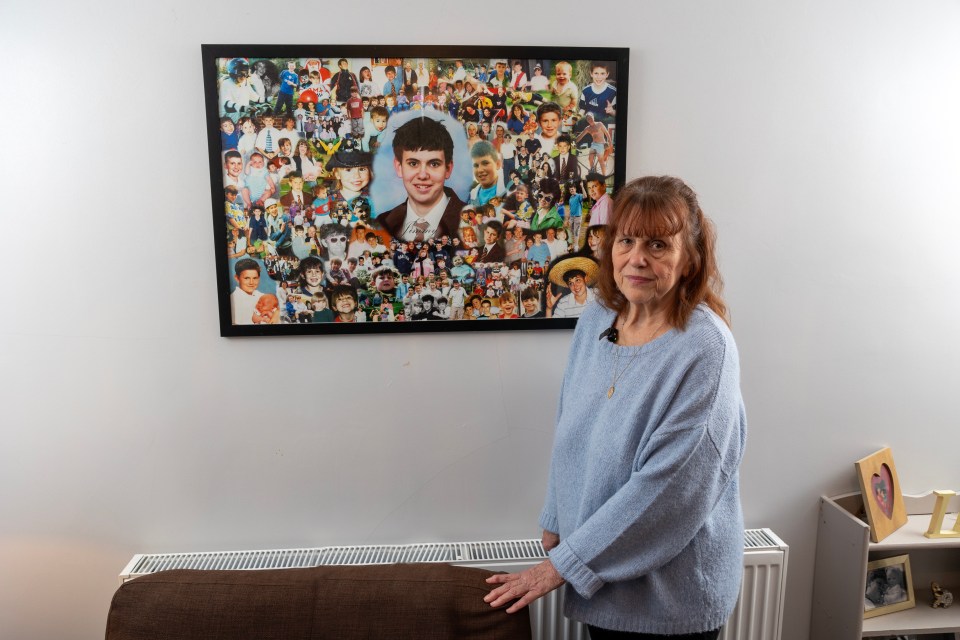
[720,529,789,640]
[120,529,787,640]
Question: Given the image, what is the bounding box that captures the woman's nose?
[629,246,649,266]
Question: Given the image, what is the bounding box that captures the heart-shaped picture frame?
[871,463,895,519]
[855,447,907,542]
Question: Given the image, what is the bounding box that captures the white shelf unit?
[812,491,960,640]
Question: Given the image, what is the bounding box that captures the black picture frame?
[202,44,629,336]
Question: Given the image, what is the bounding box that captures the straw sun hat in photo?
[548,255,599,287]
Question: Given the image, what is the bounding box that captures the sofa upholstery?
[105,562,532,640]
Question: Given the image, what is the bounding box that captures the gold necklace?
[607,320,666,399]
[608,347,641,398]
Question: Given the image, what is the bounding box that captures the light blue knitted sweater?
[539,302,747,635]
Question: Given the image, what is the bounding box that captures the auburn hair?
[595,176,728,328]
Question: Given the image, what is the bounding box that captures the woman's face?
[337,166,371,192]
[297,141,308,155]
[611,225,689,312]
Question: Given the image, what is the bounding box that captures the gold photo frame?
[863,554,915,619]
[855,447,908,543]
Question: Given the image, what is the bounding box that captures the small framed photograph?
[855,447,908,542]
[864,554,915,619]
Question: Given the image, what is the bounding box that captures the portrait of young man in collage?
[214,52,620,328]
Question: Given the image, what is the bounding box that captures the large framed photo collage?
[203,45,629,336]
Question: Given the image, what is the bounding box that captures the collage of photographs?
[214,52,621,327]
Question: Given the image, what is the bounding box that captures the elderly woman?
[485,176,746,640]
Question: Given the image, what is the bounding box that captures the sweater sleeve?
[539,470,560,535]
[540,304,599,534]
[548,337,745,599]
[538,374,564,533]
[539,368,562,533]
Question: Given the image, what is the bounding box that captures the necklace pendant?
[607,386,615,399]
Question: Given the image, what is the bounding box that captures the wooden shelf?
[811,491,960,640]
[871,513,960,552]
[861,585,960,636]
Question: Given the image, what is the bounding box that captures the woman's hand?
[542,530,560,552]
[483,559,565,613]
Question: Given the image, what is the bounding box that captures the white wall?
[2,1,959,639]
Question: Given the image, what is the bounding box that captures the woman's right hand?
[542,530,560,552]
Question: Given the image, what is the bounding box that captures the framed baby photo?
[855,447,908,543]
[201,44,629,336]
[863,554,915,619]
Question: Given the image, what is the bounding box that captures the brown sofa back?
[105,562,532,640]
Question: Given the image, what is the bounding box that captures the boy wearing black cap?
[326,142,373,211]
